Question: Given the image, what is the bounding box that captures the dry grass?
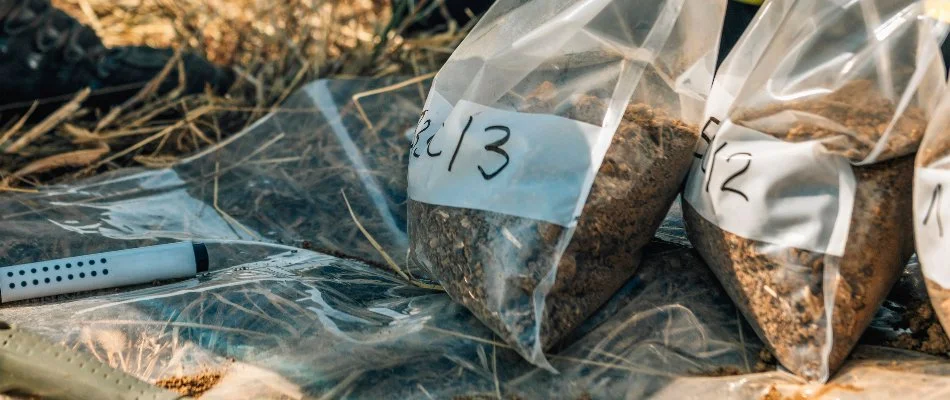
[0,0,471,190]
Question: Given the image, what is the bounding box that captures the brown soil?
[761,384,862,400]
[754,348,778,373]
[685,82,925,381]
[409,80,698,355]
[917,115,950,168]
[923,279,950,354]
[733,80,928,162]
[155,370,223,398]
[761,386,807,400]
[702,366,745,377]
[696,349,778,377]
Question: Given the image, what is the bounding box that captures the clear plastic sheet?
[0,78,414,273]
[1,78,949,399]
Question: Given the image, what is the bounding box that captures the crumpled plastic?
[1,78,949,399]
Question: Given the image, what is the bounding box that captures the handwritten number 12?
[704,141,750,202]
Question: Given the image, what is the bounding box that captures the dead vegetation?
[0,0,473,191]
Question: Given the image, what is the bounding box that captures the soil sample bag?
[683,0,947,381]
[407,0,726,368]
[916,82,950,338]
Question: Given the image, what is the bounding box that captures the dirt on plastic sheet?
[761,386,807,400]
[921,280,950,354]
[155,369,224,398]
[685,81,926,380]
[761,382,865,400]
[699,349,777,377]
[882,294,950,356]
[409,80,698,351]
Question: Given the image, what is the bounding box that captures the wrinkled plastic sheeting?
[0,78,949,399]
[0,78,415,272]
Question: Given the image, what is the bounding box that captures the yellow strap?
[926,0,950,23]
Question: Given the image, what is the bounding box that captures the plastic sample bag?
[916,82,950,338]
[683,0,947,381]
[406,0,726,368]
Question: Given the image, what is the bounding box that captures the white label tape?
[915,166,950,287]
[408,96,603,227]
[684,119,856,256]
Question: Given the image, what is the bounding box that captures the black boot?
[0,0,233,111]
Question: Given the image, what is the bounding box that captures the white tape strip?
[915,166,950,287]
[408,95,604,227]
[684,120,856,256]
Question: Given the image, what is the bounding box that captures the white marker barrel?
[0,242,208,303]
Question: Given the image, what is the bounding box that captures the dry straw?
[2,0,471,190]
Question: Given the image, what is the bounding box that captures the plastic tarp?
[1,78,949,399]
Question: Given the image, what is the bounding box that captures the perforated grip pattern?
[0,242,202,303]
[0,322,186,400]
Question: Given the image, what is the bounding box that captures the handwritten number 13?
[448,116,511,181]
